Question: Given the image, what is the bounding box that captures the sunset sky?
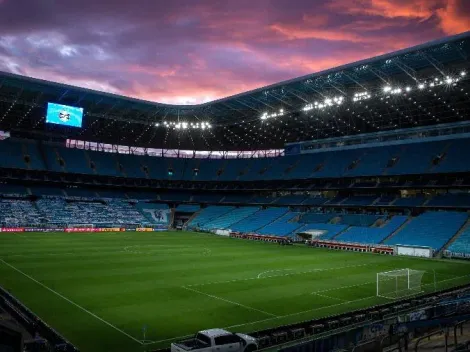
[0,0,469,105]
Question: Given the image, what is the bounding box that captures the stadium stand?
[0,200,42,226]
[230,207,288,232]
[427,193,470,207]
[200,206,259,230]
[175,204,201,212]
[385,211,468,251]
[258,211,302,236]
[336,215,408,244]
[298,223,349,239]
[447,225,470,255]
[186,206,234,229]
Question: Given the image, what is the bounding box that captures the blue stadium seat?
[386,211,468,251]
[231,207,288,233]
[336,216,408,244]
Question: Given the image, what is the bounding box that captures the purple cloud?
[0,0,468,104]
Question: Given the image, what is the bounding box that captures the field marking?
[182,286,278,317]
[188,263,373,288]
[311,280,376,295]
[257,269,293,279]
[0,258,143,345]
[142,295,379,347]
[312,292,346,302]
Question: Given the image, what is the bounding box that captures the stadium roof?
[0,31,469,151]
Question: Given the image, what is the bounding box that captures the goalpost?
[377,269,425,299]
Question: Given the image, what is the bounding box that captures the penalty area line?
[182,286,278,317]
[0,259,143,345]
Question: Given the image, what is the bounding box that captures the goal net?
[377,269,425,299]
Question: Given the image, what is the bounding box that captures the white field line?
[312,292,346,302]
[257,269,294,279]
[188,263,372,287]
[143,295,380,347]
[145,274,470,346]
[311,280,376,295]
[0,258,143,345]
[182,286,278,317]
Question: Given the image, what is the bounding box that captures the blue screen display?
[46,103,84,128]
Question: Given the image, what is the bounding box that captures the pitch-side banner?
[140,209,170,224]
[1,228,25,232]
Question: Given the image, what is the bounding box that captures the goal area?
[377,269,425,299]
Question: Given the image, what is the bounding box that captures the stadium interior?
[1,31,470,352]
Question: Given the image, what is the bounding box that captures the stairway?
[380,216,412,244]
[330,226,350,240]
[437,219,470,256]
[83,151,97,174]
[183,209,202,230]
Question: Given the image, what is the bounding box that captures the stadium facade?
[1,31,470,352]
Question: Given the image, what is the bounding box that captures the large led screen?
[46,103,84,128]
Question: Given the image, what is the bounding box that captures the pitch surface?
[1,231,469,352]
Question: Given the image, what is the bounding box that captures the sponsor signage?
[1,228,25,232]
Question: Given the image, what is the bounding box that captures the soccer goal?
[377,269,425,299]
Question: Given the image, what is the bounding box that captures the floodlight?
[461,71,466,77]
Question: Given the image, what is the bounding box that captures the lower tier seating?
[230,207,288,233]
[336,216,408,244]
[385,211,468,251]
[447,225,470,254]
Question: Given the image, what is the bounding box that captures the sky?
[0,0,469,105]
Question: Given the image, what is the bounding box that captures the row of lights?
[260,108,285,120]
[297,71,467,116]
[154,121,212,129]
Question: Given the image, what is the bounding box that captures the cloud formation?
[0,0,468,104]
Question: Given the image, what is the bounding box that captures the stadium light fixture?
[461,71,466,77]
[418,83,425,90]
[260,108,285,121]
[383,86,392,93]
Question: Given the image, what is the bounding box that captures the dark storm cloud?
[0,0,468,104]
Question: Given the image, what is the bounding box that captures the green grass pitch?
[1,231,470,352]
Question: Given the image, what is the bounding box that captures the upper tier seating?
[339,214,383,226]
[302,197,328,206]
[336,215,408,244]
[374,196,397,206]
[427,194,470,208]
[175,204,201,212]
[299,212,335,224]
[200,206,259,230]
[394,196,426,207]
[0,184,29,196]
[385,211,468,251]
[191,194,224,203]
[221,194,252,203]
[230,207,288,233]
[3,136,470,181]
[342,196,377,206]
[274,195,306,205]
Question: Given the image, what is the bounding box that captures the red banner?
[1,228,25,232]
[64,228,100,233]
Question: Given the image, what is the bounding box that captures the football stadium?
[2,30,470,352]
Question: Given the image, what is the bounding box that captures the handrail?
[414,329,446,352]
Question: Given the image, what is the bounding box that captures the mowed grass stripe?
[1,231,470,351]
